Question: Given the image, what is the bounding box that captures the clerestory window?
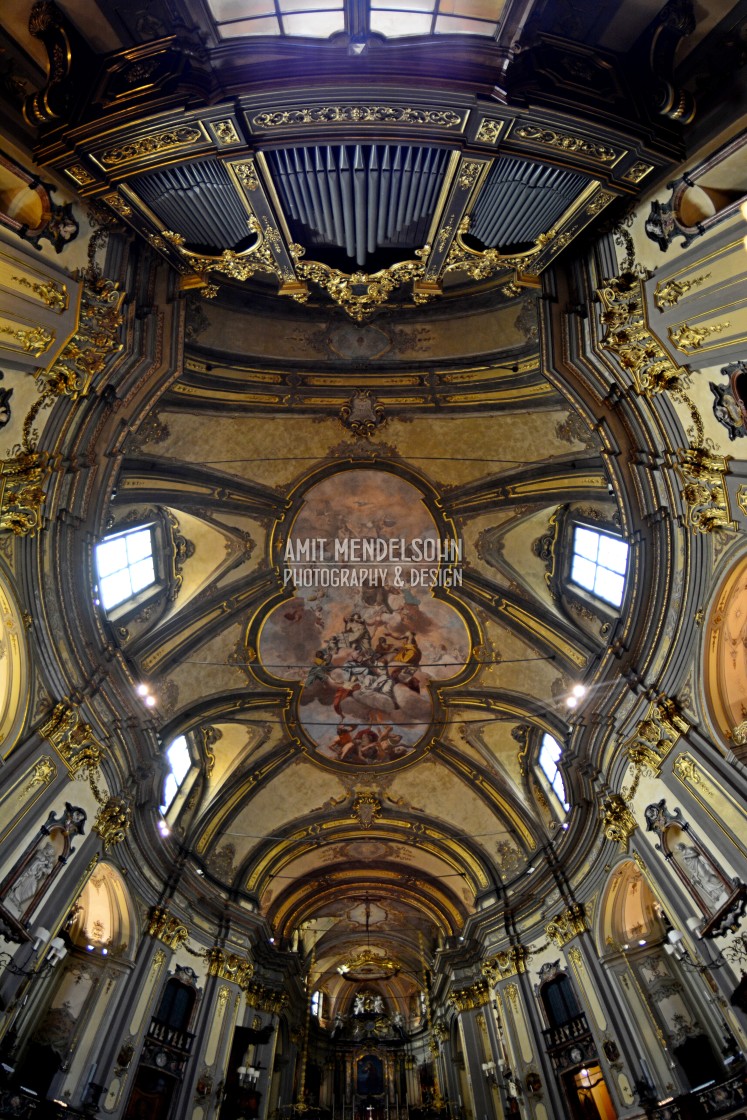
[539,733,570,811]
[570,526,628,609]
[161,735,193,814]
[95,526,156,611]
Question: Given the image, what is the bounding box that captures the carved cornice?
[206,947,255,989]
[482,945,529,983]
[596,271,684,395]
[601,793,637,851]
[40,702,105,776]
[449,978,490,1012]
[147,906,189,950]
[622,697,689,776]
[545,904,587,948]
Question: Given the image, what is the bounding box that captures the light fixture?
[158,819,171,837]
[572,684,586,698]
[145,694,157,708]
[136,683,149,697]
[481,1061,497,1086]
[32,926,51,951]
[566,696,578,709]
[238,1065,260,1087]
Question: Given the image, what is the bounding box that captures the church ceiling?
[0,0,715,1006]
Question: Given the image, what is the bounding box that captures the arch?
[68,862,137,959]
[704,553,747,752]
[0,562,31,759]
[597,860,666,951]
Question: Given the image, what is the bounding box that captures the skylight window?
[161,736,192,813]
[95,526,156,611]
[206,0,503,38]
[570,526,628,608]
[539,733,570,811]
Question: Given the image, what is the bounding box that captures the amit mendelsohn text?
[283,536,463,589]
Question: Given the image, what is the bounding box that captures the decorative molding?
[545,904,587,948]
[339,391,385,438]
[65,163,95,186]
[596,272,684,395]
[351,793,382,829]
[673,754,714,797]
[482,945,529,983]
[622,162,654,183]
[40,702,105,775]
[250,105,464,130]
[677,447,735,534]
[17,757,57,802]
[103,191,133,218]
[0,321,53,356]
[476,118,503,145]
[601,793,637,851]
[669,320,730,354]
[443,218,552,284]
[11,274,67,312]
[234,160,260,191]
[654,272,710,310]
[449,978,490,1011]
[622,697,689,776]
[206,947,255,989]
[99,124,205,167]
[512,124,618,163]
[211,119,241,145]
[147,906,189,949]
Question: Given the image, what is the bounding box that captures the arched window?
[540,973,581,1027]
[156,976,197,1030]
[161,735,194,815]
[538,733,570,812]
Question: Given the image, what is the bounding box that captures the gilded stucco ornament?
[0,451,50,536]
[11,274,67,312]
[339,391,385,438]
[351,793,382,829]
[92,794,133,851]
[596,271,684,395]
[99,125,204,166]
[669,320,730,353]
[0,322,53,355]
[601,793,638,851]
[482,945,529,982]
[545,904,587,947]
[40,702,105,775]
[677,447,735,533]
[443,217,551,284]
[622,697,689,776]
[449,979,490,1011]
[147,906,189,949]
[38,275,124,400]
[206,947,255,989]
[654,272,710,310]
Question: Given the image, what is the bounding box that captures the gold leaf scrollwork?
[147,906,189,950]
[351,793,382,829]
[206,947,255,989]
[601,793,637,851]
[11,275,67,312]
[251,105,463,130]
[339,390,385,438]
[677,446,735,534]
[0,451,51,536]
[443,217,552,285]
[449,979,490,1012]
[654,273,710,310]
[213,119,240,145]
[476,119,503,145]
[235,160,260,191]
[481,945,528,983]
[92,795,133,851]
[513,125,618,163]
[244,981,288,1013]
[17,757,57,802]
[622,697,689,776]
[100,125,204,167]
[103,192,133,218]
[38,275,124,400]
[669,320,730,353]
[545,904,587,948]
[596,272,684,395]
[622,162,654,183]
[0,322,53,355]
[40,702,105,775]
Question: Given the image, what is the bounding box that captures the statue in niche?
[0,804,86,941]
[675,843,730,909]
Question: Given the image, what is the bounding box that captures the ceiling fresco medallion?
[254,466,477,770]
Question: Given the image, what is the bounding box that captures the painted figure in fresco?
[3,841,56,918]
[676,843,730,909]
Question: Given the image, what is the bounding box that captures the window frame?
[94,523,159,617]
[537,732,570,815]
[568,523,629,610]
[161,733,199,822]
[94,509,192,626]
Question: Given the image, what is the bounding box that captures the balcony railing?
[542,1013,591,1051]
[147,1017,195,1054]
